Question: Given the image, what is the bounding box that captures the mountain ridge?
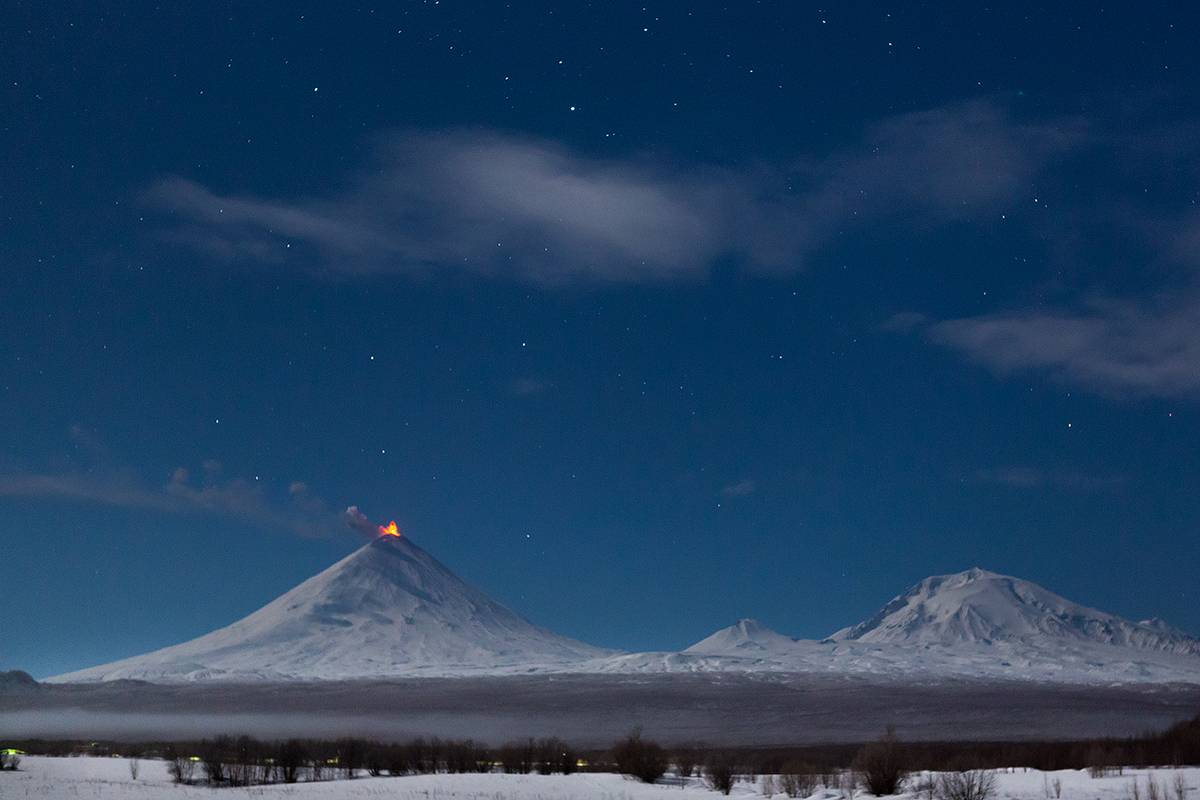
[47,550,1200,686]
[827,567,1200,656]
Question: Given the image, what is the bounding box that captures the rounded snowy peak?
[828,567,1200,655]
[685,618,800,655]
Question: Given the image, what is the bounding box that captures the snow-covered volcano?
[50,535,611,683]
[684,618,801,656]
[657,568,1200,684]
[828,567,1200,656]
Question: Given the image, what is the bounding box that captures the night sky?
[4,3,1200,679]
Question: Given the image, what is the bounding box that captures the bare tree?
[336,737,367,780]
[200,736,230,784]
[705,754,736,795]
[277,740,307,784]
[841,770,858,800]
[611,728,667,784]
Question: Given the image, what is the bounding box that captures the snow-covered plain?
[4,757,1199,800]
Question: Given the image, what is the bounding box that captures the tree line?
[155,734,581,786]
[3,710,1196,790]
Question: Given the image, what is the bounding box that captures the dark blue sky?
[4,2,1200,679]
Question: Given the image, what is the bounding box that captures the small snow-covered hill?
[50,535,611,683]
[684,618,801,656]
[828,567,1200,656]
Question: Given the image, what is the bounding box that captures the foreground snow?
[5,757,1200,800]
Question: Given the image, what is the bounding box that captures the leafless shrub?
[128,756,140,780]
[705,754,736,795]
[854,727,908,796]
[936,769,997,800]
[761,774,777,796]
[1173,772,1187,800]
[779,770,819,798]
[674,748,699,783]
[165,745,195,784]
[612,728,667,784]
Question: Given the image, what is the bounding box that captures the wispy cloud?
[0,465,382,539]
[0,472,182,513]
[145,101,1078,284]
[881,116,1200,402]
[973,466,1126,491]
[508,377,552,397]
[719,479,757,498]
[928,291,1200,399]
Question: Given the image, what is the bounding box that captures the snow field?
[3,757,1199,800]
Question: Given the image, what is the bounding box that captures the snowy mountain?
[828,567,1200,656]
[50,534,611,683]
[684,618,801,656]
[628,569,1200,685]
[47,555,1200,686]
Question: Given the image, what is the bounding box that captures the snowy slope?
[828,567,1200,656]
[50,535,611,683]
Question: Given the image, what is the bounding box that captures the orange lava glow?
[378,520,401,538]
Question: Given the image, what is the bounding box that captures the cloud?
[974,466,1126,491]
[145,101,1078,284]
[508,377,552,397]
[719,479,757,498]
[928,292,1200,399]
[880,311,930,333]
[0,466,380,539]
[793,100,1081,241]
[0,472,184,514]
